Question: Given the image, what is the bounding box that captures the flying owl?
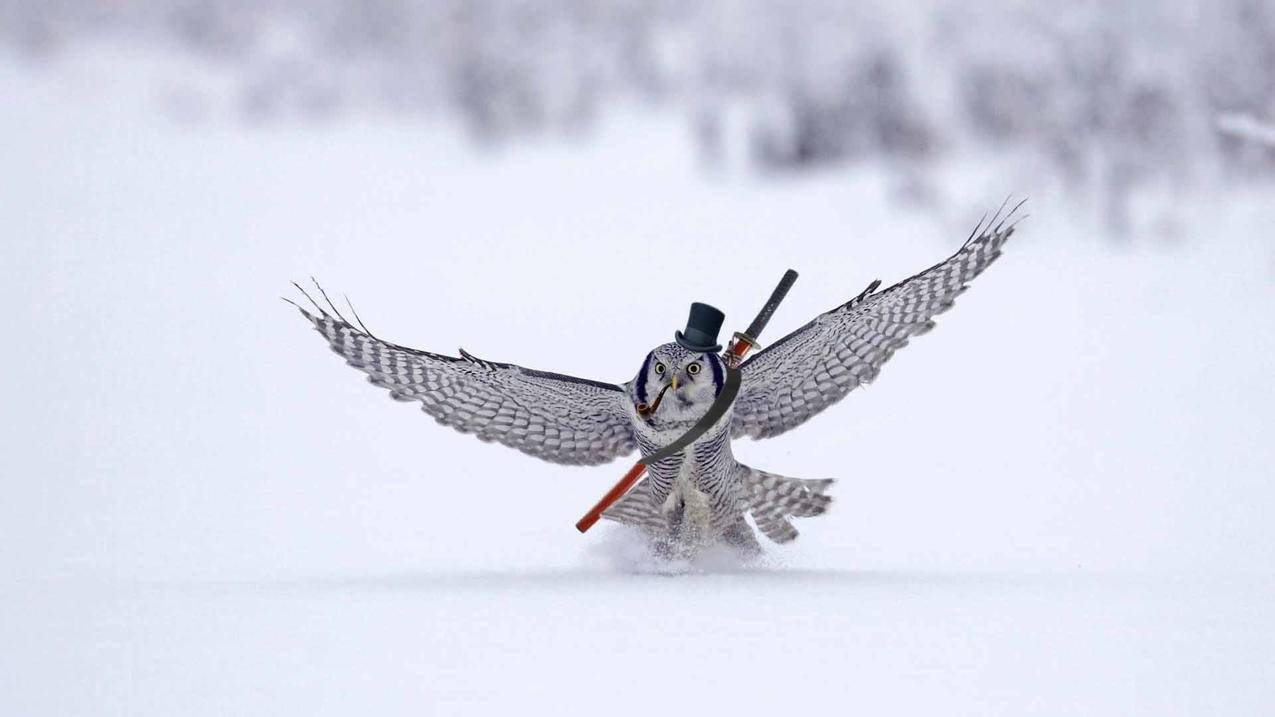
[289,207,1019,556]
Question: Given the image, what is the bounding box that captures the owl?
[289,207,1019,556]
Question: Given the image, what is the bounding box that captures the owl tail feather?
[741,466,834,544]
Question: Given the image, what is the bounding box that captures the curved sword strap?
[638,365,740,465]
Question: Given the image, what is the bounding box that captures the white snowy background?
[2,2,1274,714]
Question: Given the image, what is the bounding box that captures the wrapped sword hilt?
[726,268,798,366]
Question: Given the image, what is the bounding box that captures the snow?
[3,50,1274,715]
[7,571,1273,714]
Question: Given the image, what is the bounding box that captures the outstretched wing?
[733,205,1020,440]
[289,287,636,466]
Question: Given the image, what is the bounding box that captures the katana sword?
[575,269,798,533]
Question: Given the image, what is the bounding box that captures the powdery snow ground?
[2,51,1273,715]
[6,570,1273,714]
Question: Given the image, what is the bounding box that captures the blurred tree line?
[3,0,1273,234]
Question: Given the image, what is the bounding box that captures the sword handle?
[728,269,798,365]
[744,269,798,342]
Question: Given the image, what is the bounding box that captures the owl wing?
[290,286,636,466]
[733,207,1019,440]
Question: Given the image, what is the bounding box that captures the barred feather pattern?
[742,467,833,544]
[733,208,1019,440]
[638,418,742,529]
[603,460,832,545]
[292,302,636,466]
[599,384,748,542]
[601,480,666,531]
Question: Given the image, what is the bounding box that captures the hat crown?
[675,302,725,353]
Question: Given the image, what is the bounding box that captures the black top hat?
[675,302,725,353]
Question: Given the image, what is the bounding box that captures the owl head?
[630,343,727,424]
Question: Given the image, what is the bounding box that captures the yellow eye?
[654,362,666,375]
[687,362,701,375]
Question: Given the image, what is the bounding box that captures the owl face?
[631,342,726,424]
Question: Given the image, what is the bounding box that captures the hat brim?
[675,331,722,354]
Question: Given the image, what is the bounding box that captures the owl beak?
[670,375,679,392]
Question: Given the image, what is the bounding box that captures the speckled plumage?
[290,207,1018,554]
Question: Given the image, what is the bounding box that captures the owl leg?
[601,482,689,557]
[721,517,762,555]
[652,502,689,560]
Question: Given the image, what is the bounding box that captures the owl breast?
[629,406,741,534]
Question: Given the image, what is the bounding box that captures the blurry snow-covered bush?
[4,0,1272,232]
